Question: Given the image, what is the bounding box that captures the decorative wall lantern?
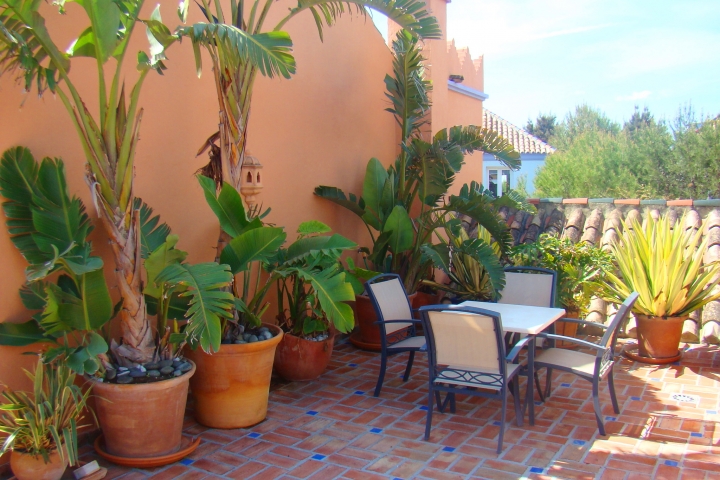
[240,153,263,209]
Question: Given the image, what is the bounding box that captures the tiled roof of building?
[483,110,556,155]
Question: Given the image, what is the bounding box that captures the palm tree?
[0,0,178,363]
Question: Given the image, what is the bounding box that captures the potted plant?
[510,234,614,346]
[0,358,91,480]
[602,211,720,363]
[273,221,357,381]
[315,31,520,348]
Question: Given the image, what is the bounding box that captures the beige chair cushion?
[498,272,554,307]
[535,348,599,377]
[393,336,426,350]
[427,310,500,371]
[434,363,522,390]
[368,279,414,335]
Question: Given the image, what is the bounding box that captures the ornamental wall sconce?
[240,153,263,208]
[449,74,464,83]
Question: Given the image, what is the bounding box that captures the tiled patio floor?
[6,339,720,480]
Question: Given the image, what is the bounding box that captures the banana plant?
[0,0,177,363]
[273,221,357,336]
[315,30,522,293]
[0,147,112,375]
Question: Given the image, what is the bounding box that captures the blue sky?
[373,0,720,129]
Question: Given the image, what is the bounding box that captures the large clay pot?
[274,331,335,381]
[354,292,418,346]
[91,361,195,458]
[555,309,580,349]
[635,315,686,359]
[185,324,283,429]
[10,449,66,480]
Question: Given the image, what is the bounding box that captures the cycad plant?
[315,30,522,293]
[0,0,178,363]
[0,358,91,467]
[603,212,720,317]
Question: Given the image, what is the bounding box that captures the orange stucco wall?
[0,0,487,391]
[0,0,399,390]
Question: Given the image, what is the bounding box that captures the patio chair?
[534,292,639,436]
[498,266,557,399]
[365,274,427,397]
[418,305,529,454]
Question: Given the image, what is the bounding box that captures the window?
[487,168,511,197]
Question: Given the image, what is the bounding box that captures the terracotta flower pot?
[185,324,283,429]
[354,292,418,347]
[635,315,687,360]
[90,361,195,459]
[10,449,66,480]
[555,309,580,349]
[274,331,335,381]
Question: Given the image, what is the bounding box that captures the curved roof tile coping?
[528,198,720,207]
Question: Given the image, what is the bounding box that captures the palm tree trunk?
[96,203,155,363]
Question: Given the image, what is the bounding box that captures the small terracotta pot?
[10,449,66,480]
[274,331,335,381]
[354,292,418,346]
[635,315,687,359]
[90,361,195,458]
[185,324,283,429]
[555,310,580,349]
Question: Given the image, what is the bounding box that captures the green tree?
[525,114,556,144]
[550,104,620,150]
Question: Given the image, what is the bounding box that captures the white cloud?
[616,91,652,101]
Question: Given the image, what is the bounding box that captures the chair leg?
[402,351,415,382]
[434,390,443,411]
[424,386,434,441]
[534,371,545,402]
[607,367,620,414]
[512,378,523,427]
[544,367,554,399]
[592,380,606,436]
[449,392,456,414]
[374,351,388,397]
[498,394,507,454]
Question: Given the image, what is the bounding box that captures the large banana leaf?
[134,198,171,259]
[283,234,357,268]
[290,265,355,333]
[143,234,188,299]
[221,226,287,274]
[0,321,50,346]
[177,23,295,79]
[155,262,234,353]
[383,205,414,254]
[41,268,113,333]
[313,186,365,219]
[197,175,256,238]
[361,158,390,230]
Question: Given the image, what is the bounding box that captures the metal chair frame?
[418,305,530,454]
[365,273,426,398]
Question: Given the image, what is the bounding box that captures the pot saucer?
[94,434,201,468]
[623,344,682,364]
[348,331,382,352]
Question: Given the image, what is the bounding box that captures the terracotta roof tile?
[482,110,556,154]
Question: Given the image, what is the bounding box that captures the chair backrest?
[498,267,557,308]
[365,274,414,335]
[419,305,507,384]
[599,292,639,351]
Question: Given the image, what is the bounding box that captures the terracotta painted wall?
[0,0,401,390]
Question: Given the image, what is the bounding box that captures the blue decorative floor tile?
[354,390,365,395]
[561,383,571,387]
[419,405,428,411]
[492,421,502,426]
[348,363,358,367]
[179,458,194,465]
[572,440,586,446]
[534,401,542,406]
[306,410,319,416]
[631,396,641,401]
[664,460,679,467]
[312,454,326,461]
[649,378,661,382]
[529,467,544,474]
[370,428,383,434]
[605,416,617,422]
[706,410,717,415]
[443,446,456,452]
[691,432,703,438]
[248,432,262,439]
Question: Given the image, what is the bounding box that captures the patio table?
[454,301,566,425]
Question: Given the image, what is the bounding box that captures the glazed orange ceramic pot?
[10,449,66,480]
[185,324,283,429]
[635,315,686,359]
[274,330,335,381]
[91,361,195,458]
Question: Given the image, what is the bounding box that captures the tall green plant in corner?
[0,0,178,363]
[315,30,522,293]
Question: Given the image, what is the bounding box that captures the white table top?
[455,302,566,335]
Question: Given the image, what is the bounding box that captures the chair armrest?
[556,317,609,330]
[506,336,533,363]
[536,333,607,352]
[373,319,423,326]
